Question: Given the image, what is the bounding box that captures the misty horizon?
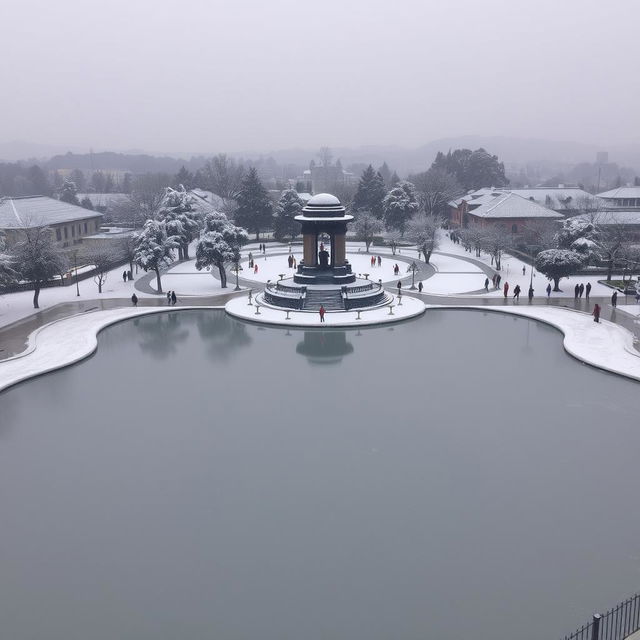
[2,0,639,155]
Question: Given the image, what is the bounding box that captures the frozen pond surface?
[0,309,639,640]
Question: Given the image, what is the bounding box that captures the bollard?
[285,310,291,320]
[356,310,361,320]
[247,290,253,305]
[398,294,403,306]
[255,303,261,315]
[388,304,394,316]
[591,614,601,640]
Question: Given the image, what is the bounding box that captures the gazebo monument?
[262,193,387,311]
[293,193,355,285]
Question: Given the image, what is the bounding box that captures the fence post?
[591,613,601,640]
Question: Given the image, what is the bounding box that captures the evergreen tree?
[390,171,401,187]
[535,249,584,291]
[28,165,51,195]
[69,169,86,192]
[80,196,94,210]
[59,179,80,205]
[382,181,419,234]
[159,186,203,260]
[352,165,386,218]
[273,189,303,241]
[431,148,508,191]
[378,161,392,187]
[174,166,194,190]
[122,173,133,194]
[91,170,107,192]
[233,167,273,240]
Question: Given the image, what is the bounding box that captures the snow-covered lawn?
[420,274,488,295]
[148,272,241,296]
[238,252,404,284]
[430,253,482,273]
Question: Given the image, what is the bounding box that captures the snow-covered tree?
[384,230,402,255]
[159,186,203,260]
[353,211,383,253]
[174,166,194,190]
[11,226,67,308]
[457,223,487,258]
[233,167,273,240]
[407,214,441,263]
[118,234,137,276]
[195,212,248,288]
[594,218,631,281]
[273,189,303,241]
[556,217,596,250]
[352,165,387,218]
[133,219,179,294]
[382,181,419,235]
[0,230,18,287]
[80,196,94,210]
[535,249,584,291]
[59,179,79,205]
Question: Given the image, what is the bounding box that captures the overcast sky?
[1,0,638,155]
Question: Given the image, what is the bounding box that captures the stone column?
[333,231,346,266]
[303,232,316,266]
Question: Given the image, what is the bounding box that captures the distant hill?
[45,151,198,174]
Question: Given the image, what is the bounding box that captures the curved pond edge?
[437,304,640,383]
[0,303,638,395]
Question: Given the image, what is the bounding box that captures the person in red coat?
[593,303,601,323]
[503,282,509,298]
[319,305,326,323]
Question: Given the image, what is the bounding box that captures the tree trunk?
[553,277,561,292]
[423,246,432,263]
[606,259,613,281]
[129,259,134,275]
[154,268,162,294]
[98,278,103,294]
[365,240,371,252]
[33,285,41,309]
[255,231,260,241]
[183,243,190,260]
[218,263,227,288]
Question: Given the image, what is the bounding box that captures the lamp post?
[233,262,242,291]
[408,261,418,290]
[74,251,80,297]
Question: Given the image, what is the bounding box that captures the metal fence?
[563,594,640,640]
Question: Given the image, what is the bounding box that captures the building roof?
[597,187,640,199]
[572,211,640,226]
[0,196,103,229]
[467,192,564,220]
[188,189,226,213]
[509,187,597,208]
[76,193,130,209]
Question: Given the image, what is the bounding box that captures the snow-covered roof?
[509,187,597,208]
[0,196,103,229]
[597,187,640,199]
[308,193,340,206]
[76,193,130,209]
[467,193,564,220]
[572,211,640,226]
[188,189,226,213]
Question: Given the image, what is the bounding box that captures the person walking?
[319,305,326,323]
[611,290,618,307]
[496,274,501,289]
[579,283,584,298]
[528,285,534,301]
[131,293,138,306]
[418,281,423,293]
[492,274,497,288]
[585,282,591,299]
[171,291,177,305]
[503,282,509,298]
[377,255,382,267]
[123,270,128,283]
[574,284,580,299]
[546,283,552,297]
[522,266,526,275]
[397,280,402,294]
[513,284,521,300]
[167,291,172,305]
[593,303,601,323]
[254,264,259,274]
[484,277,489,291]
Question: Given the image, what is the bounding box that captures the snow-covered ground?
[226,293,425,327]
[420,234,632,298]
[238,251,405,284]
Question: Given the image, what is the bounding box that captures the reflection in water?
[295,330,354,365]
[134,312,190,360]
[196,311,252,361]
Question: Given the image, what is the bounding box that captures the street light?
[233,262,243,291]
[73,251,80,297]
[408,261,418,290]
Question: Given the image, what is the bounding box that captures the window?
[56,228,61,241]
[95,221,99,231]
[71,226,75,237]
[64,227,68,239]
[511,224,518,233]
[84,222,88,233]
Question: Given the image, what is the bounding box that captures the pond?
[0,309,638,640]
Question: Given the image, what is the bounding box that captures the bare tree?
[82,246,119,293]
[407,214,441,263]
[353,211,383,253]
[481,225,513,271]
[384,230,402,255]
[202,154,244,202]
[595,216,631,281]
[521,219,558,253]
[129,174,168,225]
[118,234,137,275]
[458,223,487,257]
[410,168,462,217]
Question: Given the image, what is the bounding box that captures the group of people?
[122,270,133,282]
[257,243,267,254]
[369,255,383,267]
[287,255,297,269]
[573,283,592,299]
[393,263,402,275]
[166,291,178,305]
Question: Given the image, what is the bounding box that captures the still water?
[0,309,638,640]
